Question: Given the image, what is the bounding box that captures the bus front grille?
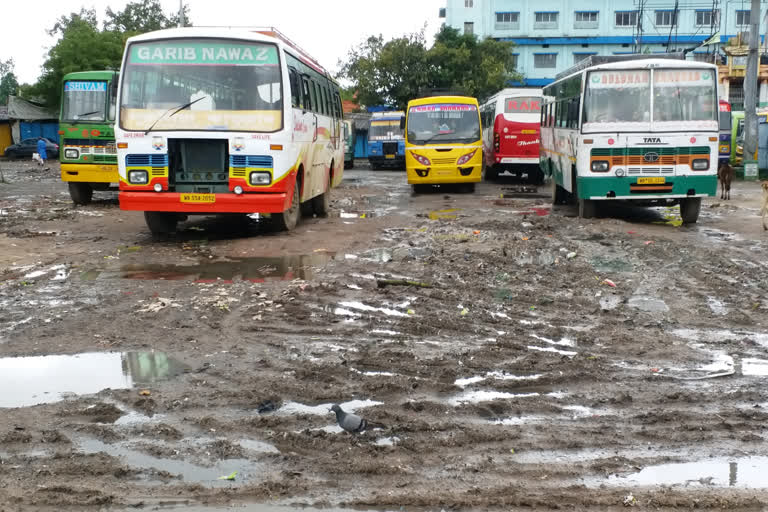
[627,167,674,175]
[383,142,398,155]
[432,157,456,165]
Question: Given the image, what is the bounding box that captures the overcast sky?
[1,0,445,85]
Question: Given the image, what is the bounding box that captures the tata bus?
[343,119,355,169]
[403,95,483,193]
[59,70,119,205]
[115,27,344,234]
[540,54,718,223]
[367,111,404,169]
[480,88,543,183]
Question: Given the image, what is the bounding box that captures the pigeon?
[330,404,384,433]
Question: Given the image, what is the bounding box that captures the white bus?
[540,54,718,223]
[115,27,344,234]
[479,88,543,183]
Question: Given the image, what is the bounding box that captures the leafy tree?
[339,25,521,109]
[339,31,430,110]
[27,11,125,108]
[0,59,19,105]
[104,0,191,33]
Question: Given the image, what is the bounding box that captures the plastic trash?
[602,279,617,288]
[623,493,636,507]
[566,252,577,259]
[218,471,238,481]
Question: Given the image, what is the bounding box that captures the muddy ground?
[1,157,768,511]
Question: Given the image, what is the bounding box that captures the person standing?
[36,137,48,167]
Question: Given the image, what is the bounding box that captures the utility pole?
[743,0,761,166]
[178,0,184,28]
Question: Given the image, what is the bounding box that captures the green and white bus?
[540,54,719,223]
[59,70,119,205]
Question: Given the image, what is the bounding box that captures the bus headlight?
[128,170,148,184]
[64,148,79,159]
[692,159,709,170]
[591,160,609,172]
[249,172,271,185]
[412,153,431,166]
[456,149,478,166]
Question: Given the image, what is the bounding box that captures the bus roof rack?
[554,52,687,81]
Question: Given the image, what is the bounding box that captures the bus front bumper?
[407,165,482,184]
[61,163,118,183]
[578,175,717,200]
[119,191,290,213]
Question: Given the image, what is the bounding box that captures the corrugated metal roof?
[7,96,57,121]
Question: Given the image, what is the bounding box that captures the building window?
[655,10,677,27]
[511,54,519,69]
[574,53,596,64]
[736,10,750,26]
[495,11,520,30]
[464,0,473,7]
[464,22,474,35]
[534,12,559,29]
[534,53,557,68]
[574,11,599,29]
[695,10,719,26]
[615,11,638,27]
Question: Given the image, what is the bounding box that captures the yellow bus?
[403,95,483,193]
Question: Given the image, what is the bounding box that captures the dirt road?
[1,159,768,511]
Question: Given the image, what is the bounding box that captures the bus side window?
[289,67,302,108]
[335,91,342,119]
[301,76,314,112]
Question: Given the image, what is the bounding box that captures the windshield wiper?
[76,110,102,117]
[144,96,209,135]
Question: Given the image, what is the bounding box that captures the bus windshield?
[583,68,717,132]
[120,39,283,132]
[407,104,480,144]
[62,81,108,122]
[369,120,404,140]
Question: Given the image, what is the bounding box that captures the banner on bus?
[653,70,714,87]
[587,70,650,89]
[410,104,476,113]
[504,97,541,113]
[65,81,107,92]
[122,108,281,132]
[129,42,279,66]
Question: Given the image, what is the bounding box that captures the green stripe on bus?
[576,175,717,198]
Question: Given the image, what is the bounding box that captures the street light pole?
[743,0,760,162]
[178,0,184,28]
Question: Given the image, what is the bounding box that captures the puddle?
[454,372,542,388]
[707,297,728,316]
[0,351,187,408]
[428,208,460,220]
[359,248,393,263]
[338,210,379,219]
[80,254,334,282]
[449,390,541,405]
[78,438,262,486]
[277,399,382,416]
[742,358,768,376]
[699,228,740,242]
[673,328,768,349]
[599,294,622,311]
[111,505,401,512]
[527,345,577,357]
[338,301,408,317]
[608,456,768,488]
[627,296,669,313]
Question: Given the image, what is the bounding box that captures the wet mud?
[1,160,768,510]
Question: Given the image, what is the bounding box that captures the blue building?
[442,0,766,95]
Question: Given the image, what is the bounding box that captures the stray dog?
[761,180,768,231]
[717,162,733,200]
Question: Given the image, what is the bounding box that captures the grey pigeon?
[331,404,383,433]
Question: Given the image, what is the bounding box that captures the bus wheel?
[578,198,596,219]
[312,174,332,216]
[679,197,701,224]
[68,183,93,205]
[273,179,300,231]
[412,184,430,194]
[144,212,177,235]
[551,180,568,205]
[461,183,476,193]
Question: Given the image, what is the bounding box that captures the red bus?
[480,88,543,183]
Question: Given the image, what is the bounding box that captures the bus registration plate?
[637,177,665,185]
[180,193,215,203]
[385,154,395,159]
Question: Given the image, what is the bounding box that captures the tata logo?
[643,151,660,163]
[643,137,661,143]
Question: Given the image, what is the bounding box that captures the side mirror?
[399,117,405,130]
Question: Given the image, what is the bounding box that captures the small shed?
[7,96,59,145]
[345,112,372,158]
[0,106,11,156]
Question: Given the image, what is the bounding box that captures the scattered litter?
[644,241,654,245]
[566,252,577,259]
[137,297,182,313]
[139,389,151,396]
[602,279,617,288]
[623,493,636,507]
[217,471,238,481]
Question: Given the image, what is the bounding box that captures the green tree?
[104,0,192,33]
[0,59,19,105]
[427,26,521,103]
[26,10,125,108]
[339,31,430,110]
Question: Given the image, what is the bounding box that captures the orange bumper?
[119,191,290,213]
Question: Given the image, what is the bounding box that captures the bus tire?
[68,183,93,205]
[412,184,430,194]
[461,183,476,193]
[578,198,596,219]
[312,173,332,216]
[679,197,701,224]
[272,178,300,231]
[551,180,568,205]
[144,212,177,235]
